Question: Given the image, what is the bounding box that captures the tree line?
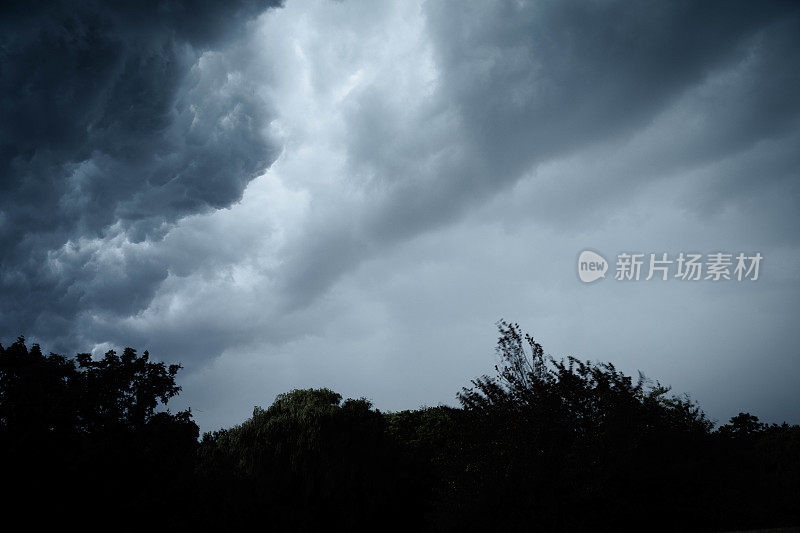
[1,322,798,530]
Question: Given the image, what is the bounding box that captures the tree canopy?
[1,325,798,530]
[0,337,197,528]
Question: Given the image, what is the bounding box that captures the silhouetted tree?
[197,388,415,530]
[0,337,197,527]
[2,328,798,531]
[445,321,728,531]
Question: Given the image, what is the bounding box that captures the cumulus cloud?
[0,0,283,347]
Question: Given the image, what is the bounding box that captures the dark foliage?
[1,325,798,531]
[195,388,419,530]
[0,337,198,528]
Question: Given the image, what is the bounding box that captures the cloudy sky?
[2,0,799,432]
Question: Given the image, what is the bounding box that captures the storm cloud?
[273,0,800,307]
[0,0,282,347]
[2,0,799,432]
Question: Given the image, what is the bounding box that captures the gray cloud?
[2,0,799,432]
[278,0,800,307]
[0,0,282,348]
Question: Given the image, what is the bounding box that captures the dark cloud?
[0,0,282,348]
[279,0,800,307]
[2,0,799,432]
[404,0,799,225]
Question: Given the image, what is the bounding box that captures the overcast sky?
[2,0,799,432]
